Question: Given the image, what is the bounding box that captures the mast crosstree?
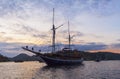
[51,8,64,53]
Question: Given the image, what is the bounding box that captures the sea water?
[0,61,120,79]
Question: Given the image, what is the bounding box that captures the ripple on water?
[0,61,120,79]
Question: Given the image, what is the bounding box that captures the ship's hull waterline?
[40,55,83,66]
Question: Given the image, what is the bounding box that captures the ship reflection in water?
[0,61,120,79]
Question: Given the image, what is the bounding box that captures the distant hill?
[1,51,120,62]
[12,52,120,62]
[0,54,9,62]
[96,52,120,60]
[80,51,120,61]
[10,53,43,62]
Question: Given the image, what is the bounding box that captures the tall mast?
[52,8,55,53]
[68,21,71,49]
[51,8,64,53]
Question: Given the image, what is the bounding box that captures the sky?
[0,0,120,57]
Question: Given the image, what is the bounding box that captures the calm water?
[0,61,120,79]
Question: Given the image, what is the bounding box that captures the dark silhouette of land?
[80,51,120,61]
[0,53,43,62]
[0,54,9,62]
[0,51,120,62]
[9,53,43,62]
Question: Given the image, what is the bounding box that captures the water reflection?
[0,62,44,79]
[33,64,84,79]
[0,61,120,79]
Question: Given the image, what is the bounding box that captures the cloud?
[0,42,35,57]
[0,0,120,57]
[11,24,51,42]
[117,39,120,41]
[111,43,120,49]
[72,42,107,51]
[55,0,113,18]
[71,42,120,53]
[0,0,114,18]
[88,33,103,38]
[0,0,65,44]
[0,32,6,35]
[11,24,40,35]
[0,32,15,42]
[0,41,120,57]
[0,42,104,57]
[58,30,84,37]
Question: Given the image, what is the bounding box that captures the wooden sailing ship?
[22,8,83,66]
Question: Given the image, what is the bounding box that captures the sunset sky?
[0,0,120,57]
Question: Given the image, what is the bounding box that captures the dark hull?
[40,56,83,66]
